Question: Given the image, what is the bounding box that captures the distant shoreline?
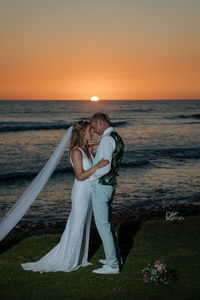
[3,202,200,240]
[1,99,200,102]
[1,202,199,255]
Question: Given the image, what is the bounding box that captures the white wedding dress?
[21,147,93,273]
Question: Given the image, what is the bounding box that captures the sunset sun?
[91,96,99,102]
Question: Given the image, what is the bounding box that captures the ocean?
[0,100,200,223]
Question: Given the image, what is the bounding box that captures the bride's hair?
[69,120,89,160]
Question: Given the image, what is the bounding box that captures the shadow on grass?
[0,219,141,264]
[118,220,141,264]
[0,228,65,255]
[88,220,141,265]
[0,234,29,254]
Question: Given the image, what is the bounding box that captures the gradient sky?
[0,0,200,100]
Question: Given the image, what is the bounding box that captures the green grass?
[0,216,200,300]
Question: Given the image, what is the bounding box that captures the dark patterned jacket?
[99,131,124,186]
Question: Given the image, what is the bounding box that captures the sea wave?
[179,114,200,120]
[150,147,200,159]
[0,167,74,183]
[0,121,127,132]
[1,147,199,183]
[125,147,200,160]
[0,158,148,183]
[166,114,200,120]
[0,121,73,132]
[119,109,155,113]
[121,160,150,168]
[111,121,128,127]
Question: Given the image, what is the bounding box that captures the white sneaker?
[99,259,107,265]
[93,265,120,274]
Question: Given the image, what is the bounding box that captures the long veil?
[0,126,73,241]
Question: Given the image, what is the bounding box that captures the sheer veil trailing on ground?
[0,126,73,241]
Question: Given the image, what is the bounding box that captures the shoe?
[99,259,107,265]
[92,265,120,274]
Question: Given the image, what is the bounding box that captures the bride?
[21,120,108,273]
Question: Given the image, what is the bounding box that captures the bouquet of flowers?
[141,260,173,284]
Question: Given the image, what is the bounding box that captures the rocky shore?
[1,202,200,254]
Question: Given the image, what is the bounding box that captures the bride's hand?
[97,158,109,168]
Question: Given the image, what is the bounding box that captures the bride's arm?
[71,149,108,181]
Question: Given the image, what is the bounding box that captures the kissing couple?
[21,112,124,275]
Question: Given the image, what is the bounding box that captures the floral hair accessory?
[73,120,88,131]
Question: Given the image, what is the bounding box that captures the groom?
[89,112,124,274]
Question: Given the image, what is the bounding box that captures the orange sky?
[0,0,200,100]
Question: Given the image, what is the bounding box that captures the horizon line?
[0,99,200,101]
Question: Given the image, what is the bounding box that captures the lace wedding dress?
[21,147,93,273]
